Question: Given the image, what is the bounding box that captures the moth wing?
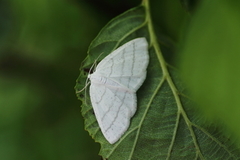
[89,83,137,144]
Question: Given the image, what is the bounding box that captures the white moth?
[88,37,149,144]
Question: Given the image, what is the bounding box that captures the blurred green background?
[0,0,187,159]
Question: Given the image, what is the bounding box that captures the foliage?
[2,0,240,159]
[76,0,240,159]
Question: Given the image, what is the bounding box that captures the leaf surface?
[75,1,240,159]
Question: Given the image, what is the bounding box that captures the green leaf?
[179,0,240,144]
[75,0,240,159]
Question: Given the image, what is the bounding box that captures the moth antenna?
[76,81,90,94]
[76,52,105,104]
